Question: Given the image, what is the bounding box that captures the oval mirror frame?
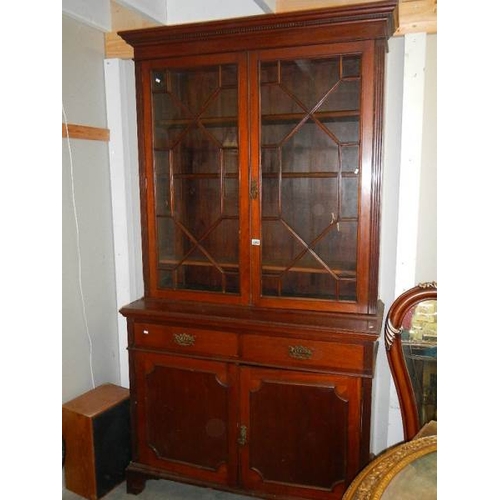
[384,282,437,440]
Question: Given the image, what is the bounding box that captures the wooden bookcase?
[119,2,398,499]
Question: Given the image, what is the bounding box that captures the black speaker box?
[62,384,131,500]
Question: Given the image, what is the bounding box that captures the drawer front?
[241,335,366,373]
[134,322,239,358]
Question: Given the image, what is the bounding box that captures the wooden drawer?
[133,322,239,358]
[241,334,366,373]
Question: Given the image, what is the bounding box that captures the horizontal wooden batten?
[62,123,110,142]
[105,32,135,59]
[105,0,159,59]
[394,0,436,36]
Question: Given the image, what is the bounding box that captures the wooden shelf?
[154,110,359,130]
[158,257,356,279]
[262,171,358,178]
[158,259,239,270]
[154,172,239,179]
[156,171,358,179]
[262,110,360,124]
[263,264,356,278]
[156,116,238,128]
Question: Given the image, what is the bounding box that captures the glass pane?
[223,149,239,174]
[281,272,338,300]
[324,119,359,143]
[154,151,171,217]
[261,123,296,147]
[173,128,221,175]
[281,122,340,173]
[202,88,237,120]
[341,145,359,173]
[260,61,278,84]
[261,147,280,175]
[151,64,240,294]
[341,176,358,219]
[280,58,340,110]
[320,79,360,112]
[338,280,357,302]
[169,67,219,113]
[401,300,438,426]
[280,177,339,242]
[259,55,361,302]
[342,56,361,78]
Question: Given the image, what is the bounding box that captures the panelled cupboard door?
[132,351,239,486]
[239,366,362,500]
[250,41,378,314]
[140,52,251,305]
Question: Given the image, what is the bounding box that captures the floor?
[62,479,256,500]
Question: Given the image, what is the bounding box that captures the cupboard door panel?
[240,367,362,499]
[134,352,237,485]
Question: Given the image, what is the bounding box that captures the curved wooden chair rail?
[384,282,437,441]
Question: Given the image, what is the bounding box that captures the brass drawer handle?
[173,333,196,346]
[288,345,313,360]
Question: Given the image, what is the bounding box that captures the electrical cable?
[62,103,96,389]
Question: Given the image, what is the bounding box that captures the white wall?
[373,33,437,452]
[105,58,144,388]
[62,15,121,402]
[416,34,437,284]
[166,0,264,24]
[372,35,405,455]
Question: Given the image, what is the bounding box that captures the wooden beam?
[62,124,110,142]
[105,0,159,59]
[275,0,437,35]
[105,32,135,59]
[395,0,436,36]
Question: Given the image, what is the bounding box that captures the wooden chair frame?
[384,282,437,440]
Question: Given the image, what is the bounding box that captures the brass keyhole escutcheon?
[238,424,247,446]
[250,180,259,200]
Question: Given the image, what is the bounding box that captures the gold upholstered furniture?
[342,433,437,500]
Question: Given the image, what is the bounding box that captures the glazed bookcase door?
[141,53,250,304]
[250,42,377,313]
